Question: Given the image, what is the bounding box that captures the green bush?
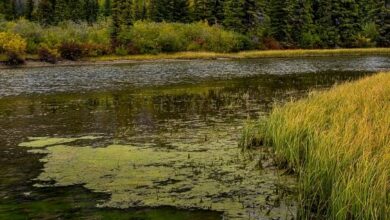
[119,21,250,54]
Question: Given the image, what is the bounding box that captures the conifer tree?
[111,0,133,41]
[68,0,84,22]
[375,0,390,46]
[36,0,56,25]
[312,0,338,47]
[103,0,112,17]
[223,0,244,32]
[3,0,17,20]
[192,0,214,23]
[149,0,171,22]
[268,0,290,43]
[84,0,99,24]
[25,0,34,20]
[55,0,70,22]
[289,0,317,47]
[172,0,190,23]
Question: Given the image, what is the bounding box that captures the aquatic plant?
[243,73,390,219]
[19,125,296,219]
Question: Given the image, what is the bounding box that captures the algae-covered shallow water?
[1,56,389,219]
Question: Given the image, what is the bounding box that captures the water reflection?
[0,58,385,219]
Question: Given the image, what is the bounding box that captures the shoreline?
[1,48,389,69]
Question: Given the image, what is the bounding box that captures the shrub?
[119,21,249,54]
[262,37,282,49]
[38,44,60,64]
[300,32,321,49]
[59,42,84,60]
[0,32,27,65]
[115,46,128,56]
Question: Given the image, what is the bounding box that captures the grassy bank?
[2,48,389,66]
[89,48,390,61]
[242,73,390,219]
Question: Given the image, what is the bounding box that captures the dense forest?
[0,0,389,64]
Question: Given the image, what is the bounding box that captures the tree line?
[1,0,389,48]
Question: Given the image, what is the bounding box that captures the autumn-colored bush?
[0,32,27,65]
[262,37,283,50]
[59,42,84,60]
[38,43,60,64]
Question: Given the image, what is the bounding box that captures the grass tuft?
[244,73,390,219]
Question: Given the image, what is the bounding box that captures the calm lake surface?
[1,56,389,219]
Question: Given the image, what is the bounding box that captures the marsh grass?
[90,48,390,62]
[243,73,390,219]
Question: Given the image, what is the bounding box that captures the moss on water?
[20,126,296,219]
[18,136,102,148]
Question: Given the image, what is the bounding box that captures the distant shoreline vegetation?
[0,0,389,65]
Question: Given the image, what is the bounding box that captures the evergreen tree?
[268,0,290,43]
[289,0,316,47]
[84,0,99,24]
[25,0,34,20]
[36,0,56,25]
[149,0,171,22]
[242,0,263,32]
[376,0,390,46]
[111,0,133,41]
[3,0,17,20]
[212,0,225,24]
[313,0,339,47]
[134,0,149,21]
[223,0,244,32]
[103,0,112,17]
[55,0,70,22]
[68,0,84,22]
[172,0,190,22]
[332,0,360,47]
[192,0,214,23]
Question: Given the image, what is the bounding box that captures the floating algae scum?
[1,56,389,219]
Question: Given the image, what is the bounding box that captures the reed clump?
[245,73,390,219]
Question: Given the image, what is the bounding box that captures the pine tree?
[289,0,316,47]
[36,0,56,25]
[55,0,70,22]
[242,0,263,32]
[84,0,99,24]
[149,0,171,22]
[3,0,17,20]
[313,0,338,47]
[332,0,360,47]
[223,0,244,32]
[68,0,84,22]
[192,0,214,23]
[111,0,133,41]
[376,0,390,46]
[25,0,34,20]
[103,0,112,17]
[172,0,190,22]
[268,0,290,43]
[212,0,225,24]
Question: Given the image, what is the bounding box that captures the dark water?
[0,56,389,219]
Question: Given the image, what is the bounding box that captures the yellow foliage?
[0,32,27,55]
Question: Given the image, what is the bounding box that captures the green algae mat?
[19,124,296,219]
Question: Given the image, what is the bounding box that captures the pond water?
[0,56,389,219]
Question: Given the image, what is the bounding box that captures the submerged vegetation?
[242,73,390,219]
